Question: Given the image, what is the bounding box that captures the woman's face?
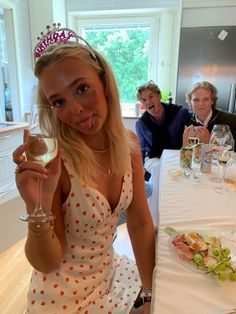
[40,57,108,136]
[190,88,213,120]
[139,89,162,116]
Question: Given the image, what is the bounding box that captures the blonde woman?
[13,26,155,314]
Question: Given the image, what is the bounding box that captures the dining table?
[151,149,236,314]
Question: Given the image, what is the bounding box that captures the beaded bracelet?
[134,287,152,308]
[140,287,152,296]
[28,221,55,238]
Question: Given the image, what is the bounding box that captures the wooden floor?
[0,237,32,314]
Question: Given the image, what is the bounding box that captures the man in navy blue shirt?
[136,80,191,163]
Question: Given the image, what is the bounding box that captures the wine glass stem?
[222,166,227,182]
[216,160,220,179]
[34,177,45,216]
[218,166,227,190]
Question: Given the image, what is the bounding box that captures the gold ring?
[15,162,25,174]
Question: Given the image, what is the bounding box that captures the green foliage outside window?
[85,28,150,104]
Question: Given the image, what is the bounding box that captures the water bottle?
[4,83,13,121]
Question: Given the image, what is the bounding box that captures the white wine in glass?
[187,126,199,147]
[20,105,58,223]
[188,137,199,147]
[26,134,57,166]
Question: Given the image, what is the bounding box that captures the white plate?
[168,230,236,276]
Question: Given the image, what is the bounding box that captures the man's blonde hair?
[185,81,218,110]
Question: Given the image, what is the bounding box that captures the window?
[0,9,8,121]
[76,14,160,117]
[0,11,7,63]
[0,1,22,122]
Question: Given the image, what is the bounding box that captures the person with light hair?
[13,24,155,314]
[183,81,236,149]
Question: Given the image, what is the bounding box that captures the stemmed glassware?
[187,126,200,147]
[20,105,58,223]
[215,150,233,194]
[209,129,234,183]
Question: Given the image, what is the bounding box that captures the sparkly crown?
[34,23,97,63]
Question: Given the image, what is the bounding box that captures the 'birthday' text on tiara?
[34,23,96,63]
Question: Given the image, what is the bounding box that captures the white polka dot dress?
[25,156,141,314]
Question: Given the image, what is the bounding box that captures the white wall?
[29,0,66,51]
[182,3,236,27]
[67,0,180,11]
[0,193,27,253]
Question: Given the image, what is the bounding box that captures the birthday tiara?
[34,23,97,63]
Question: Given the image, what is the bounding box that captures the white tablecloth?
[151,149,236,314]
[145,157,160,226]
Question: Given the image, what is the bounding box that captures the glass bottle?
[4,83,13,121]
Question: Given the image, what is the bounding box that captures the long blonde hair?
[34,44,136,185]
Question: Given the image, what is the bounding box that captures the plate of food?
[165,226,236,281]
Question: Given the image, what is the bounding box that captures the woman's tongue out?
[79,115,95,130]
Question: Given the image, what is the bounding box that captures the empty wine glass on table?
[20,105,58,223]
[211,124,235,151]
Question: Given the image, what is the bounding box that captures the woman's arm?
[24,173,65,273]
[135,120,151,163]
[127,132,156,294]
[14,141,66,273]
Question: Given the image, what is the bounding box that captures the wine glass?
[211,124,235,150]
[188,126,200,147]
[20,105,58,223]
[209,130,233,182]
[215,150,233,194]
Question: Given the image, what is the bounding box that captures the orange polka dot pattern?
[25,157,141,313]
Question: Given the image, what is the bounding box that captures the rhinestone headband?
[34,23,97,64]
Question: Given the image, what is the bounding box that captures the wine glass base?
[215,186,230,194]
[209,176,222,183]
[20,213,55,223]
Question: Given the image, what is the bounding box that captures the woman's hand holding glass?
[15,137,62,218]
[17,105,60,223]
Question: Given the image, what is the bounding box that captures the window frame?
[68,8,180,116]
[69,10,162,117]
[76,13,160,83]
[0,0,23,121]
